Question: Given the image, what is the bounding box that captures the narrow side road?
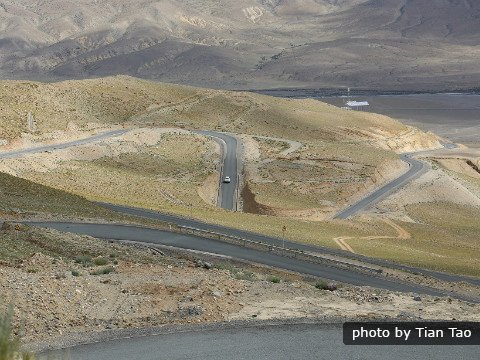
[0,129,128,159]
[193,130,239,210]
[334,218,411,254]
[334,153,427,219]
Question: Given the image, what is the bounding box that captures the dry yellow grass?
[350,203,480,277]
[0,171,121,220]
[0,76,435,150]
[0,77,202,139]
[2,76,460,277]
[134,87,416,146]
[23,133,219,212]
[1,75,436,220]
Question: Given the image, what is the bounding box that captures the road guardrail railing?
[177,225,383,276]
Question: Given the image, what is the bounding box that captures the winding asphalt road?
[97,202,480,288]
[193,130,239,210]
[0,128,238,209]
[4,126,480,295]
[4,128,479,358]
[0,129,128,159]
[334,153,427,219]
[26,221,478,301]
[39,323,478,360]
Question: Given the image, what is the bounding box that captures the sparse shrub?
[26,268,38,274]
[55,273,66,280]
[74,255,93,267]
[215,262,256,281]
[315,281,337,291]
[1,222,13,231]
[234,271,256,281]
[71,270,80,277]
[214,262,235,272]
[267,276,281,283]
[90,266,114,276]
[93,257,108,266]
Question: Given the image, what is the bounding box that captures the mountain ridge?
[1,0,479,90]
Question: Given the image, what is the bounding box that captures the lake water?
[256,91,480,146]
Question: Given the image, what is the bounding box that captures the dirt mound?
[241,182,272,216]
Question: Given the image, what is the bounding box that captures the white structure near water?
[346,101,369,107]
[341,88,370,110]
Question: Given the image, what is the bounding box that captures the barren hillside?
[0,76,442,252]
[0,76,439,149]
[2,76,480,277]
[0,0,478,90]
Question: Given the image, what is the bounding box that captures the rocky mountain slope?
[0,0,479,90]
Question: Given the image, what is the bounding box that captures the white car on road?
[223,176,231,183]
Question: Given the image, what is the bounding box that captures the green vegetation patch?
[0,307,35,360]
[90,266,115,276]
[267,276,281,283]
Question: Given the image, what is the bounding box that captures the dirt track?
[334,218,411,254]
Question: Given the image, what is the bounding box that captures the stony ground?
[0,226,478,348]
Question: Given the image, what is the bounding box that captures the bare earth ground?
[1,226,478,348]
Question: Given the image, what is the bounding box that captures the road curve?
[194,130,239,211]
[0,127,238,209]
[25,221,477,300]
[39,322,478,360]
[98,202,480,288]
[0,129,128,159]
[334,153,427,219]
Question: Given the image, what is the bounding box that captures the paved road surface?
[194,130,238,210]
[26,221,476,300]
[0,129,128,159]
[334,153,427,219]
[98,202,480,288]
[5,128,480,292]
[39,323,478,360]
[0,127,238,210]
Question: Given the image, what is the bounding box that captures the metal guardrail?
[177,225,383,276]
